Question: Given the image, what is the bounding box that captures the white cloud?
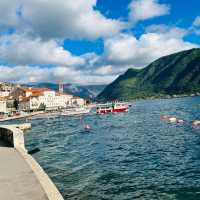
[129,0,170,23]
[0,65,48,83]
[19,0,125,40]
[80,53,100,69]
[0,65,116,85]
[0,1,199,86]
[193,16,200,27]
[0,25,195,85]
[145,24,187,38]
[104,34,139,65]
[0,0,125,40]
[0,25,198,85]
[94,65,113,75]
[104,26,198,68]
[0,0,19,27]
[0,34,84,66]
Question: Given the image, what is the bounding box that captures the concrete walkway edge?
[0,125,64,200]
[18,148,64,200]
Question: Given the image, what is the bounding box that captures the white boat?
[96,102,129,114]
[61,107,91,116]
[28,111,61,119]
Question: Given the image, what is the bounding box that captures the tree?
[38,103,46,111]
[13,99,19,110]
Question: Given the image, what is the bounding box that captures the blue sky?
[64,0,200,56]
[0,0,199,84]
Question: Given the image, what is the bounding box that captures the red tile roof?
[19,87,52,97]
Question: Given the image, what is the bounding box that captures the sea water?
[15,96,200,199]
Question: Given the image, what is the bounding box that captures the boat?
[28,111,61,119]
[61,107,91,116]
[96,102,129,114]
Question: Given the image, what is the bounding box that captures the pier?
[0,124,64,200]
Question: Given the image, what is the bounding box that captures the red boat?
[96,102,129,114]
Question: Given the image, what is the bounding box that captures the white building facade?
[0,91,10,97]
[71,97,86,106]
[38,90,73,110]
[0,98,7,113]
[19,97,41,111]
[19,88,78,111]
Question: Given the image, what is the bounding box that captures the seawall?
[0,124,64,200]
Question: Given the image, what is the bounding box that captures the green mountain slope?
[97,48,200,101]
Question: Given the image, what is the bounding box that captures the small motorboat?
[96,102,129,114]
[61,107,91,116]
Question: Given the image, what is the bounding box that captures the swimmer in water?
[80,116,91,131]
[85,124,91,130]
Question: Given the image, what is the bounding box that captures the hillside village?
[0,82,86,116]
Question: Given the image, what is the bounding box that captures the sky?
[0,0,199,85]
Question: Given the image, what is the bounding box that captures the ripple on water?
[21,96,200,200]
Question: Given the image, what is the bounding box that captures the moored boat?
[28,111,61,119]
[96,102,129,114]
[61,107,91,116]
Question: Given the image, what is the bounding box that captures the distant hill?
[27,83,106,99]
[97,48,200,101]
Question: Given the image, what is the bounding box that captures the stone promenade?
[0,141,48,200]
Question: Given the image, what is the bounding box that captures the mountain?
[98,48,200,101]
[27,82,106,99]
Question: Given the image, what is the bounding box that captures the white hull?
[61,108,91,116]
[96,102,129,114]
[29,112,61,119]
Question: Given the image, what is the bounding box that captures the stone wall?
[0,125,26,151]
[0,127,14,147]
[0,124,64,200]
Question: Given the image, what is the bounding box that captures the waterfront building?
[0,90,10,97]
[0,97,7,113]
[71,96,86,106]
[18,87,75,111]
[13,86,86,111]
[19,96,41,111]
[0,96,16,113]
[11,87,52,99]
[0,83,13,91]
[0,83,14,98]
[38,90,73,110]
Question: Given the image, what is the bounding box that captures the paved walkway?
[0,142,48,200]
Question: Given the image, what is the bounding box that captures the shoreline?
[101,93,200,103]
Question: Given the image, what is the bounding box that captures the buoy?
[85,124,91,130]
[160,115,169,120]
[192,120,200,126]
[177,119,184,123]
[168,117,177,123]
[161,115,184,124]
